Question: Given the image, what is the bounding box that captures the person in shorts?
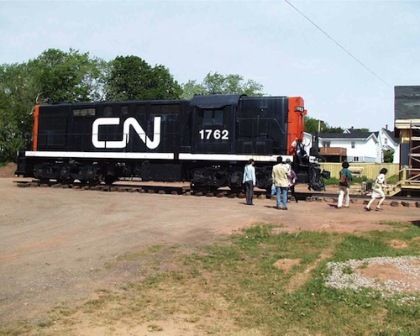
[365,168,388,211]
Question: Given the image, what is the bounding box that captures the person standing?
[272,156,290,210]
[286,158,298,203]
[365,168,388,211]
[243,159,256,205]
[284,158,292,173]
[291,138,310,164]
[337,161,353,208]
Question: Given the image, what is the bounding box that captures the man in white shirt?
[272,156,290,210]
[242,159,256,205]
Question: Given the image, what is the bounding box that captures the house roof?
[318,132,374,140]
[376,128,399,142]
[343,128,366,134]
[319,129,400,148]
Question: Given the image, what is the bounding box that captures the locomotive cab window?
[104,106,113,116]
[121,106,129,115]
[203,109,224,125]
[73,108,96,117]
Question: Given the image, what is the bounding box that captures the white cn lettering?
[92,117,161,149]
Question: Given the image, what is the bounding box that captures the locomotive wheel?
[229,186,243,193]
[104,175,117,185]
[58,178,74,185]
[87,179,100,186]
[191,185,218,194]
[228,171,242,193]
[39,178,50,185]
[79,179,99,186]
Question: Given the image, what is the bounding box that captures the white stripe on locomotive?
[25,151,297,162]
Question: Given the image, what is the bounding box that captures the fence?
[319,163,400,180]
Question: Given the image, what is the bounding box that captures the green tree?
[28,48,105,103]
[181,72,264,99]
[0,105,26,163]
[304,116,344,134]
[358,128,370,132]
[0,48,105,162]
[105,56,181,101]
[0,63,36,162]
[304,117,321,133]
[326,126,345,133]
[383,149,394,163]
[181,80,206,99]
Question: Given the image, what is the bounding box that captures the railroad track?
[14,179,316,200]
[14,179,420,205]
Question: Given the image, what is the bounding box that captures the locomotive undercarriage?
[24,158,326,192]
[26,159,183,185]
[187,161,326,193]
[32,160,118,185]
[188,164,257,192]
[26,159,266,191]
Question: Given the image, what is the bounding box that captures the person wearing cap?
[337,161,353,208]
[242,158,256,205]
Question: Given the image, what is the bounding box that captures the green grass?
[324,174,399,186]
[1,223,419,336]
[187,226,419,335]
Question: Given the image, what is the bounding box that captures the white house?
[375,128,400,164]
[317,127,399,164]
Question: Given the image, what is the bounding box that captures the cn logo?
[92,117,161,149]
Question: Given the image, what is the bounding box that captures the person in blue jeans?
[272,156,290,210]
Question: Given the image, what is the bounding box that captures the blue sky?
[1,0,419,131]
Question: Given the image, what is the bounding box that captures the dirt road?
[0,177,419,324]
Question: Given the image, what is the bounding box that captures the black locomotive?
[15,94,327,192]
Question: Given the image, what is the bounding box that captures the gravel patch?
[325,256,419,300]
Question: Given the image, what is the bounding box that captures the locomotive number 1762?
[199,129,229,140]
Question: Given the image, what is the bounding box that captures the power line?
[284,0,392,88]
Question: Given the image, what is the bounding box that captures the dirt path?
[0,177,419,324]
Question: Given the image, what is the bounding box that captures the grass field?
[2,222,419,336]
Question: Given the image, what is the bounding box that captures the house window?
[323,141,331,147]
[353,157,359,162]
[384,138,388,145]
[351,141,355,149]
